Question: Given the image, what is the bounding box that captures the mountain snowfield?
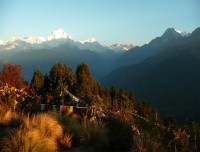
[0,29,134,53]
[175,29,190,37]
[47,28,73,41]
[109,44,135,52]
[80,38,97,44]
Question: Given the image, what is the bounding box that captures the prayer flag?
[63,106,67,112]
[41,104,45,111]
[45,104,49,111]
[60,105,63,112]
[53,105,56,112]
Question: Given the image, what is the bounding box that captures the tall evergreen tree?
[110,86,117,111]
[129,92,136,110]
[74,63,94,98]
[43,74,50,92]
[49,62,73,97]
[30,68,44,91]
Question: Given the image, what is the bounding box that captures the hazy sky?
[0,0,199,46]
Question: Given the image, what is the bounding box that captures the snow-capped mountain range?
[0,29,134,53]
[108,44,135,52]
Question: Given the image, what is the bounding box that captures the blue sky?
[0,0,199,46]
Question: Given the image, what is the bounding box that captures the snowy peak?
[0,39,6,45]
[9,37,24,43]
[162,28,182,39]
[8,37,46,44]
[175,29,190,37]
[47,28,72,41]
[109,44,134,51]
[24,37,46,44]
[175,29,182,34]
[80,38,97,44]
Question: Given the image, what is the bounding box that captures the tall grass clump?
[60,133,73,148]
[58,116,81,146]
[1,113,63,152]
[0,105,22,127]
[106,114,134,151]
[80,120,109,151]
[23,114,63,139]
[1,128,57,152]
[59,116,109,151]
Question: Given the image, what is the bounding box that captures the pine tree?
[49,62,73,97]
[74,63,94,99]
[30,68,44,91]
[129,92,136,110]
[110,86,117,111]
[101,87,111,110]
[43,74,49,92]
[118,89,132,111]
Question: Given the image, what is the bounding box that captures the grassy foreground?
[0,105,123,152]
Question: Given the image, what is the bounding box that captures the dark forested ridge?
[102,40,200,123]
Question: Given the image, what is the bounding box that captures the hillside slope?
[102,40,200,122]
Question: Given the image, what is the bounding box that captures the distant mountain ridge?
[0,29,131,54]
[114,28,191,68]
[102,27,200,123]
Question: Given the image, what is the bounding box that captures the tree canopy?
[0,64,25,88]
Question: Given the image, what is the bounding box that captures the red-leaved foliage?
[0,64,26,89]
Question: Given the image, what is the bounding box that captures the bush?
[58,116,82,146]
[131,134,164,152]
[59,116,109,151]
[79,120,109,152]
[106,114,134,151]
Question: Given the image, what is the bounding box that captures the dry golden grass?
[0,105,12,126]
[1,113,63,152]
[0,111,12,126]
[0,105,22,127]
[80,120,109,151]
[60,133,73,148]
[1,128,58,152]
[23,114,63,140]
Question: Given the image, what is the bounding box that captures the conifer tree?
[74,63,94,98]
[30,68,44,91]
[110,86,117,111]
[129,92,136,110]
[101,88,111,109]
[43,74,49,92]
[49,62,73,97]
